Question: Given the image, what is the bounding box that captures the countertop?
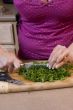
[0,70,73,110]
[0,88,73,110]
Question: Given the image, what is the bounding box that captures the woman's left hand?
[48,45,70,69]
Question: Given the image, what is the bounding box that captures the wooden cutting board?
[9,62,73,92]
[1,61,73,94]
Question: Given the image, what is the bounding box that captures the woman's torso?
[13,0,73,59]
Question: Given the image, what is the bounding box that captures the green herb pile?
[18,63,73,82]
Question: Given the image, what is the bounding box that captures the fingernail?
[47,63,49,67]
[52,66,55,69]
[48,64,51,69]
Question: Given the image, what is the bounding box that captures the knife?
[20,62,49,69]
[0,71,23,85]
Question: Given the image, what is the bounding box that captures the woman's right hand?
[0,46,21,72]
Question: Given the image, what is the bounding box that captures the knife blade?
[20,62,49,69]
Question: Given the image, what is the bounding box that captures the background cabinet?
[0,5,19,54]
[0,22,14,44]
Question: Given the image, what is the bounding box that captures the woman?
[0,0,73,70]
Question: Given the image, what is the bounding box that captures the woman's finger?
[13,58,22,69]
[4,58,22,73]
[49,48,65,68]
[7,63,15,73]
[53,61,65,69]
[52,55,69,69]
[56,49,69,64]
[49,45,61,63]
[48,45,66,68]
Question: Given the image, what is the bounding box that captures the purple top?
[13,0,73,60]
